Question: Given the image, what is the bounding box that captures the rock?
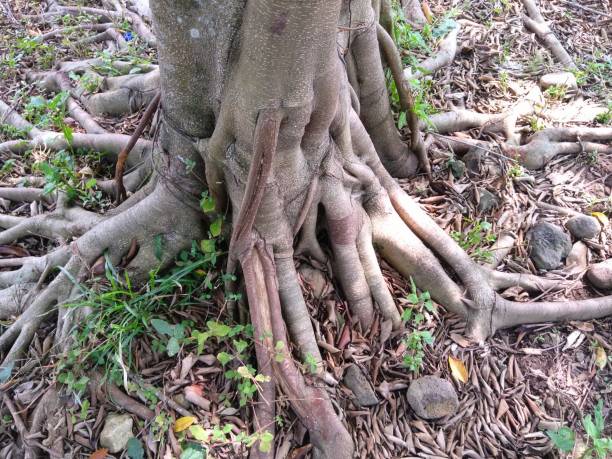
[406,376,458,420]
[527,222,572,270]
[100,413,133,453]
[343,364,378,407]
[448,158,465,179]
[539,72,577,90]
[586,259,612,290]
[565,215,601,240]
[298,264,329,298]
[463,147,501,179]
[477,189,500,213]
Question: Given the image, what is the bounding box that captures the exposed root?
[114,91,160,202]
[0,247,70,288]
[521,0,576,69]
[426,88,539,143]
[33,22,114,43]
[83,69,160,116]
[27,5,156,47]
[0,187,53,204]
[504,126,612,169]
[404,25,459,79]
[0,201,102,245]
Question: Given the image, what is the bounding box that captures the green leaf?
[62,125,73,144]
[200,239,215,254]
[209,217,223,237]
[167,337,180,356]
[151,318,173,336]
[584,414,599,440]
[546,427,575,453]
[233,339,248,354]
[189,425,208,441]
[180,443,206,459]
[217,352,232,366]
[126,437,144,459]
[85,178,97,189]
[258,431,274,453]
[592,400,605,438]
[397,111,407,129]
[207,320,231,337]
[199,192,216,213]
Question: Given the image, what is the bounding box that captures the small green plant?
[594,104,612,125]
[507,163,525,178]
[0,159,16,177]
[451,219,497,262]
[34,149,100,203]
[547,400,612,458]
[400,279,435,372]
[0,123,30,140]
[24,92,70,130]
[499,70,509,92]
[528,115,545,132]
[544,84,567,101]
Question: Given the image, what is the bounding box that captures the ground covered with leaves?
[0,0,611,458]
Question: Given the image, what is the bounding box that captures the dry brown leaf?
[174,416,197,432]
[595,346,607,370]
[89,449,108,459]
[448,356,468,383]
[422,1,433,23]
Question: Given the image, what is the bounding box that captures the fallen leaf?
[562,330,584,351]
[448,356,468,383]
[591,212,608,227]
[595,347,607,370]
[90,449,109,459]
[570,321,594,332]
[174,416,197,432]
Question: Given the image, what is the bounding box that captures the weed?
[594,103,612,125]
[544,84,567,101]
[0,123,30,140]
[24,92,70,130]
[528,115,545,132]
[0,159,16,178]
[400,278,435,372]
[507,164,525,178]
[34,149,101,204]
[547,400,612,458]
[451,218,497,262]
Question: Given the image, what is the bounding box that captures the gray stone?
[586,259,612,290]
[477,189,500,213]
[448,158,465,179]
[343,364,378,407]
[539,72,577,90]
[406,376,458,420]
[565,215,601,240]
[527,222,572,270]
[100,413,133,453]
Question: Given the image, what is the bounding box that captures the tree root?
[521,0,576,69]
[504,126,612,169]
[404,25,459,79]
